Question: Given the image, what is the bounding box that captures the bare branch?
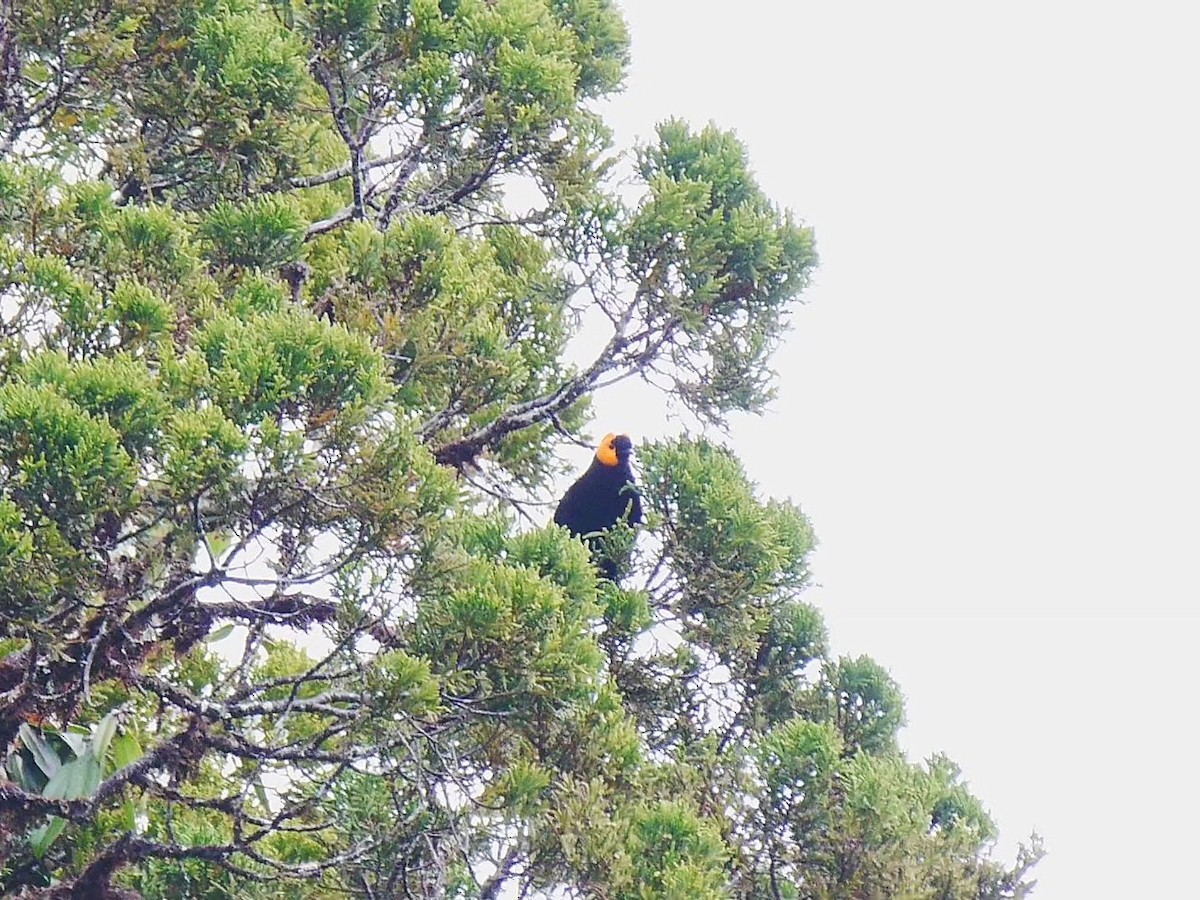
[312,59,366,222]
[306,204,357,239]
[290,146,412,190]
[144,674,362,721]
[427,298,640,468]
[479,846,523,900]
[377,135,430,230]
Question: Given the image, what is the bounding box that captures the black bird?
[554,432,643,581]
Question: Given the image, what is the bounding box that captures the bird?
[554,432,643,581]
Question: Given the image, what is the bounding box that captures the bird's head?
[596,432,634,467]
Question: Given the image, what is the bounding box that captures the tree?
[0,1,1042,897]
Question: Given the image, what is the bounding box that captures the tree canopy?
[0,1,1041,897]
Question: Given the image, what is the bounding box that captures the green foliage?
[191,5,308,111]
[21,351,169,458]
[637,437,816,674]
[104,204,206,289]
[1,715,131,889]
[830,654,907,755]
[161,405,249,497]
[627,121,818,420]
[760,719,842,798]
[196,307,387,424]
[623,801,728,900]
[107,279,177,345]
[199,195,307,270]
[412,552,605,720]
[644,438,814,589]
[0,1,1039,897]
[367,649,441,716]
[0,381,135,537]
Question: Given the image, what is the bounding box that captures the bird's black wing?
[621,481,643,526]
[554,473,602,536]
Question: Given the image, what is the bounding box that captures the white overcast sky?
[583,2,1200,896]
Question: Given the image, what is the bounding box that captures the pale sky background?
[579,2,1200,896]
